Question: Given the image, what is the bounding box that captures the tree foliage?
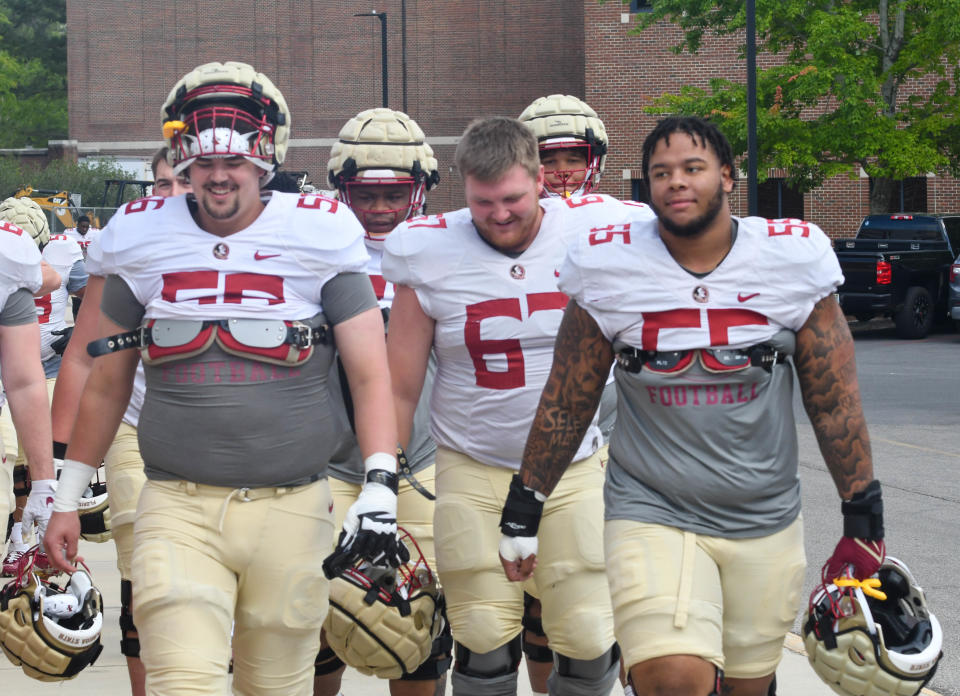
[0,0,68,147]
[0,155,138,217]
[626,0,960,210]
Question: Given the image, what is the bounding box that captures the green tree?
[1,155,139,229]
[0,0,67,147]
[627,0,960,212]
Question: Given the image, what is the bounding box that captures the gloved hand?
[823,479,885,582]
[21,479,57,544]
[498,474,546,582]
[50,326,73,355]
[323,465,408,578]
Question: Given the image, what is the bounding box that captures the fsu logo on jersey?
[692,285,709,303]
[213,242,230,260]
[509,264,525,280]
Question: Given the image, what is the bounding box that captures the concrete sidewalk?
[0,538,934,695]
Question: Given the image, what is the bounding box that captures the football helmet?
[518,94,608,198]
[0,548,103,681]
[327,108,440,241]
[78,465,111,544]
[161,61,290,182]
[323,528,444,679]
[803,556,942,696]
[0,197,50,247]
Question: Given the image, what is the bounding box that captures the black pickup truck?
[834,213,960,338]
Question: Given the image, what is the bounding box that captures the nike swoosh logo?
[254,251,281,260]
[738,292,760,302]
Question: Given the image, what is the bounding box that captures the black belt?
[616,344,787,374]
[88,320,331,358]
[397,445,436,500]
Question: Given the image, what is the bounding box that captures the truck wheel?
[894,286,934,339]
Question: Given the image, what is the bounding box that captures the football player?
[499,116,881,696]
[1,229,86,576]
[63,214,101,259]
[518,94,607,200]
[384,117,651,696]
[0,203,57,574]
[317,108,447,696]
[43,61,405,695]
[518,94,614,695]
[45,145,191,695]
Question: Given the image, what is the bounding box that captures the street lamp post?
[354,11,388,108]
[746,0,758,216]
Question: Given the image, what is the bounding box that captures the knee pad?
[314,644,345,676]
[454,634,521,680]
[12,464,28,498]
[547,644,620,696]
[522,593,553,664]
[119,579,141,658]
[451,668,518,696]
[400,620,453,681]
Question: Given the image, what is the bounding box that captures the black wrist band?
[366,468,399,494]
[841,479,884,540]
[499,474,545,537]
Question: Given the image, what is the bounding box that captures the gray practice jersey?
[557,204,843,538]
[94,191,375,488]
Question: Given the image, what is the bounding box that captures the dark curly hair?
[641,116,738,188]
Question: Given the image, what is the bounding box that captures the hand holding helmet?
[823,479,885,582]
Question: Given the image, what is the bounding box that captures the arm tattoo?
[795,296,873,498]
[519,300,613,496]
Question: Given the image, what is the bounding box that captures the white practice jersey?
[64,226,101,259]
[90,192,369,322]
[382,194,654,471]
[0,220,44,307]
[559,205,843,536]
[36,235,83,362]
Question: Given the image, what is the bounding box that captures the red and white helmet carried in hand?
[161,61,290,185]
[803,556,943,696]
[519,94,607,198]
[327,108,440,242]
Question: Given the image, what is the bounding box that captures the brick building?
[66,0,960,235]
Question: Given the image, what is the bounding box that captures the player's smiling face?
[188,156,265,236]
[647,131,733,239]
[540,146,589,197]
[465,163,545,254]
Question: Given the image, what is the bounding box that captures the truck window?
[942,217,960,255]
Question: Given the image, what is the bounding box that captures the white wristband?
[363,451,397,476]
[52,458,96,513]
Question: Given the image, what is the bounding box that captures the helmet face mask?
[328,108,439,242]
[803,557,942,696]
[342,177,424,241]
[162,62,290,183]
[518,94,608,199]
[539,142,598,198]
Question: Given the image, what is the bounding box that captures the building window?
[631,179,650,204]
[867,177,927,213]
[629,0,653,13]
[757,178,804,220]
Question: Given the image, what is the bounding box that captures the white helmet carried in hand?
[803,556,942,696]
[327,108,439,241]
[323,528,444,679]
[518,94,607,198]
[0,197,50,248]
[161,61,290,184]
[0,549,104,681]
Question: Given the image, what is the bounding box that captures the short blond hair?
[454,116,540,182]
